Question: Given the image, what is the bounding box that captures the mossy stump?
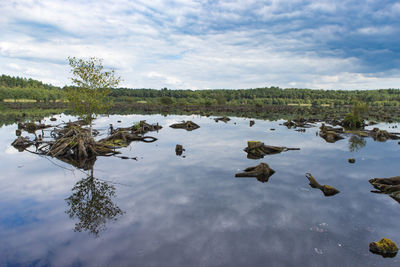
[235,163,275,183]
[369,238,398,258]
[305,173,340,197]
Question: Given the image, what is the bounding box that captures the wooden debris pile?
[11,119,160,170]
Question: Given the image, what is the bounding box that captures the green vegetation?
[1,74,400,107]
[66,57,121,135]
[342,101,369,129]
[0,75,64,102]
[108,86,400,107]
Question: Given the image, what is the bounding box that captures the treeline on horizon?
[1,74,400,107]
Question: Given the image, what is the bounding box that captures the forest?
[1,74,400,107]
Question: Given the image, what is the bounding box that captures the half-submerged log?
[305,173,340,196]
[369,238,398,258]
[369,176,400,203]
[214,117,230,123]
[244,141,300,159]
[235,163,275,183]
[169,121,200,131]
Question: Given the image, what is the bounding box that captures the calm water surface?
[1,114,400,267]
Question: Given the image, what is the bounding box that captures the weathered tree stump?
[175,144,184,156]
[244,141,300,159]
[369,238,398,258]
[11,136,34,151]
[169,121,200,131]
[305,173,340,196]
[235,163,275,183]
[369,176,400,203]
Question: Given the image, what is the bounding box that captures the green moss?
[100,139,127,147]
[344,130,369,137]
[370,238,398,254]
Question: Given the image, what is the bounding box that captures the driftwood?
[244,141,300,159]
[305,173,340,196]
[169,121,200,131]
[369,176,400,203]
[235,163,275,183]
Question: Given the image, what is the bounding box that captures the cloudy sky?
[1,0,399,90]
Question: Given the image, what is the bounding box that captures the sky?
[0,0,400,90]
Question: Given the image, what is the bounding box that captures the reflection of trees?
[65,169,123,237]
[348,135,366,152]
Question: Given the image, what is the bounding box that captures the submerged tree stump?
[370,128,400,142]
[244,141,300,159]
[235,163,275,183]
[305,173,340,196]
[169,121,200,131]
[318,123,345,143]
[369,176,400,203]
[175,144,184,156]
[369,238,399,258]
[11,136,34,151]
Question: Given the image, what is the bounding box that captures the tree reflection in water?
[348,135,366,152]
[65,169,124,237]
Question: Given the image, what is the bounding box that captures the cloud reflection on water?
[0,114,400,266]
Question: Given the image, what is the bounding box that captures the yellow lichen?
[374,238,398,252]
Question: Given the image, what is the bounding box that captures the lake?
[1,113,400,267]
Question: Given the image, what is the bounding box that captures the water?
[1,114,400,267]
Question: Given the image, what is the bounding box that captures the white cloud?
[0,0,399,89]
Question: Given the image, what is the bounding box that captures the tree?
[66,57,121,135]
[65,169,123,237]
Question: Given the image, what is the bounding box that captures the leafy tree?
[160,96,174,105]
[342,100,369,129]
[215,94,227,105]
[66,57,121,135]
[65,169,123,237]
